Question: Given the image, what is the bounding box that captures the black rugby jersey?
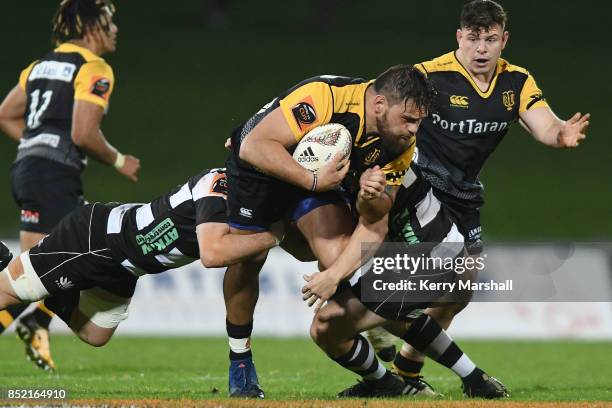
[16,43,114,170]
[230,75,414,196]
[415,52,548,207]
[106,168,227,275]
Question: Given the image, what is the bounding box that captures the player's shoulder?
[416,52,458,75]
[189,168,227,200]
[498,58,533,78]
[289,75,367,94]
[56,43,113,75]
[54,43,108,64]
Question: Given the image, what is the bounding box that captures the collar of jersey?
[354,80,374,146]
[55,43,103,62]
[451,51,507,99]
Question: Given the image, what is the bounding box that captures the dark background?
[0,1,609,239]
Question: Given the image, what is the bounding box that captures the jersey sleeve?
[519,74,548,113]
[74,60,115,109]
[18,61,37,90]
[279,81,334,141]
[381,141,415,186]
[191,171,228,226]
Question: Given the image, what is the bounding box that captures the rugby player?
[223,66,433,397]
[0,0,140,371]
[303,164,508,398]
[0,169,281,348]
[369,0,590,394]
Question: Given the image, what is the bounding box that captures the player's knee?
[76,328,113,347]
[310,315,331,345]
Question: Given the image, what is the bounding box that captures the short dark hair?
[373,65,434,114]
[51,0,115,45]
[460,0,507,32]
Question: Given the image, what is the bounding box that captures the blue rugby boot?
[228,357,265,398]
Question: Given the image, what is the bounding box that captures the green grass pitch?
[1,336,611,403]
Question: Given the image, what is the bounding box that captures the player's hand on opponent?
[116,154,141,182]
[302,270,341,312]
[358,165,387,201]
[558,112,590,148]
[314,153,350,192]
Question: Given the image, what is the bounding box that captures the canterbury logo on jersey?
[297,146,318,163]
[450,95,469,108]
[432,113,510,134]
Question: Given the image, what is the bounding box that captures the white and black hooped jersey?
[106,168,227,275]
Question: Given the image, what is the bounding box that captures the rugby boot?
[16,314,56,372]
[401,375,441,397]
[228,357,264,398]
[337,371,406,398]
[462,367,509,399]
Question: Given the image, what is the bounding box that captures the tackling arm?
[196,222,282,268]
[0,85,26,142]
[301,214,388,310]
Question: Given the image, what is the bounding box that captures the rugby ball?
[292,123,352,172]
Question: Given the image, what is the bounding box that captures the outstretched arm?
[519,106,590,148]
[196,222,283,268]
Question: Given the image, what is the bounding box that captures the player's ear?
[374,94,387,115]
[501,30,509,50]
[456,29,463,46]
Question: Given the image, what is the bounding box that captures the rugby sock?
[402,314,476,378]
[0,304,28,334]
[31,302,54,329]
[226,319,253,361]
[392,349,425,378]
[332,334,388,381]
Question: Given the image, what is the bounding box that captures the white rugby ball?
[292,123,352,172]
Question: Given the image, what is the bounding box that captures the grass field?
[1,336,611,407]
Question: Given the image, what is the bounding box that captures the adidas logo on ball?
[297,147,319,163]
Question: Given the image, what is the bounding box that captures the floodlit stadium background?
[0,1,610,339]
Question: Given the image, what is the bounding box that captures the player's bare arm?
[0,84,26,142]
[239,107,349,191]
[301,214,389,311]
[196,222,282,268]
[72,100,141,182]
[519,106,590,148]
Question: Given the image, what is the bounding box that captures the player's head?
[456,0,508,76]
[370,65,433,156]
[52,0,118,54]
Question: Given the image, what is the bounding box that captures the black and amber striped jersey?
[16,43,115,170]
[106,169,227,275]
[233,75,414,195]
[415,52,548,207]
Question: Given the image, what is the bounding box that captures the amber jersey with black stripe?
[16,43,115,171]
[415,52,548,207]
[231,75,414,197]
